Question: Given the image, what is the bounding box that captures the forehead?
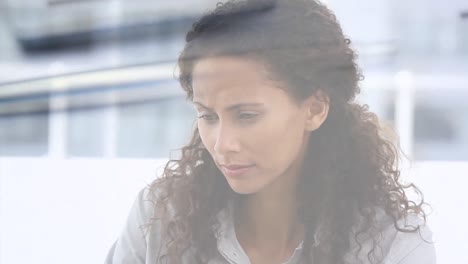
[192,56,280,100]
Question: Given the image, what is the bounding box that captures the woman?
[106,0,436,263]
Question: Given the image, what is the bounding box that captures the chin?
[231,188,257,195]
[226,180,263,195]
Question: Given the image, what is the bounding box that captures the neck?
[233,135,309,259]
[234,163,305,257]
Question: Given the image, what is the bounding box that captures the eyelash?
[197,113,258,122]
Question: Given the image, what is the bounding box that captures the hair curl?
[146,0,428,263]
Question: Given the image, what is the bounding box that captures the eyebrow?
[192,101,264,112]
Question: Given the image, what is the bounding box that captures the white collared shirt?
[105,187,437,264]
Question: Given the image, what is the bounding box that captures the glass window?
[67,107,107,157]
[0,96,49,156]
[117,96,195,158]
[413,88,468,161]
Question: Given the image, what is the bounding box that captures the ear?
[302,90,330,132]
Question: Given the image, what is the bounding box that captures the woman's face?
[192,56,328,195]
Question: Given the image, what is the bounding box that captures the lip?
[220,164,255,177]
[221,164,254,170]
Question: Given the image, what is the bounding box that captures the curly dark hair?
[146,0,428,263]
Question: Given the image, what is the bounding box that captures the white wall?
[0,158,166,264]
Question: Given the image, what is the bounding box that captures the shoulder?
[134,179,179,236]
[384,213,436,264]
[133,183,161,225]
[105,180,176,264]
[345,209,436,264]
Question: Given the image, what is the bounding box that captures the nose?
[213,122,241,155]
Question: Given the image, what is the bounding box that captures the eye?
[238,113,258,120]
[197,114,217,121]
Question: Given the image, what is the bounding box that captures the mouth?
[221,164,254,169]
[220,164,255,177]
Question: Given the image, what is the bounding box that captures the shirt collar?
[213,201,306,264]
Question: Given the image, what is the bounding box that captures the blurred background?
[0,0,467,263]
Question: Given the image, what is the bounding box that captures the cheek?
[256,116,305,167]
[198,124,214,149]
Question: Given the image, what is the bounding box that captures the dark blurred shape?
[460,10,468,19]
[414,104,456,142]
[18,17,196,53]
[48,0,103,6]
